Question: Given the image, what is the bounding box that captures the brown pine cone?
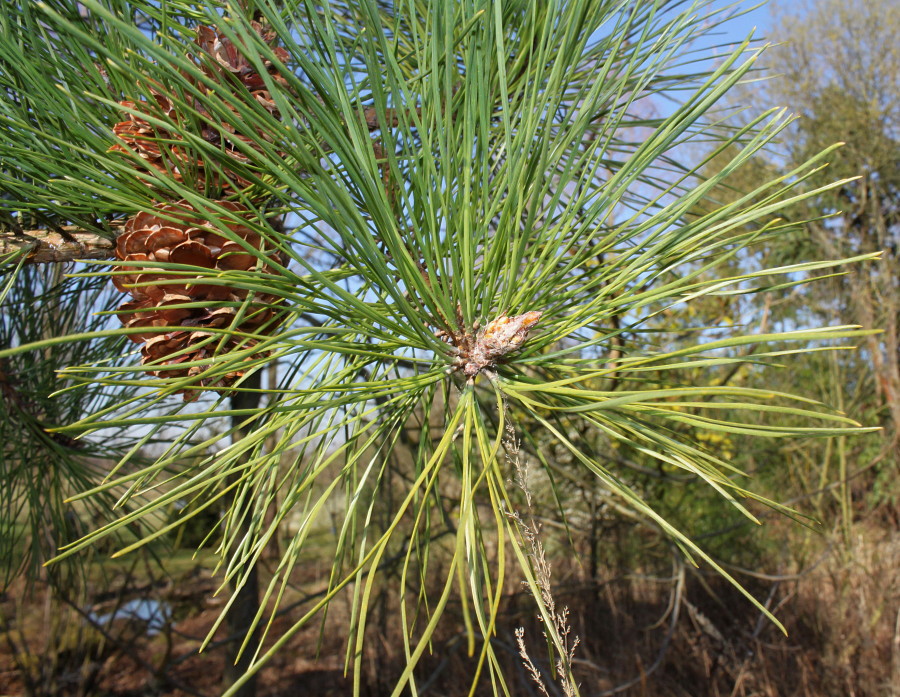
[193,22,289,117]
[191,23,290,169]
[109,95,259,194]
[109,94,198,185]
[108,22,290,194]
[113,200,284,398]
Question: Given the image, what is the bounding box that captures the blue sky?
[708,1,772,46]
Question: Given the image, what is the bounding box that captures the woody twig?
[0,227,118,264]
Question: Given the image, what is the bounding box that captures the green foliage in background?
[0,266,153,586]
[0,1,878,694]
[685,0,898,537]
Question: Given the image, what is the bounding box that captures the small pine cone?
[113,200,284,399]
[110,95,196,184]
[110,97,256,193]
[109,23,289,193]
[194,23,289,117]
[191,23,290,168]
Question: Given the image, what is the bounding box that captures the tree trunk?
[224,371,262,697]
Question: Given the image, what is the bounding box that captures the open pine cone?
[109,93,206,187]
[193,22,289,117]
[113,200,284,398]
[109,23,289,194]
[110,93,261,194]
[190,23,289,168]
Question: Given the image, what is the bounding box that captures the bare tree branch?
[0,227,118,264]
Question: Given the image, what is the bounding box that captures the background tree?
[660,2,899,692]
[691,0,898,524]
[771,0,900,462]
[714,1,893,436]
[0,1,877,696]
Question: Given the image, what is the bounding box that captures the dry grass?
[0,518,897,697]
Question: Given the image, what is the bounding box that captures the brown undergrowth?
[1,516,896,697]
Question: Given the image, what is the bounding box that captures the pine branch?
[0,227,118,264]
